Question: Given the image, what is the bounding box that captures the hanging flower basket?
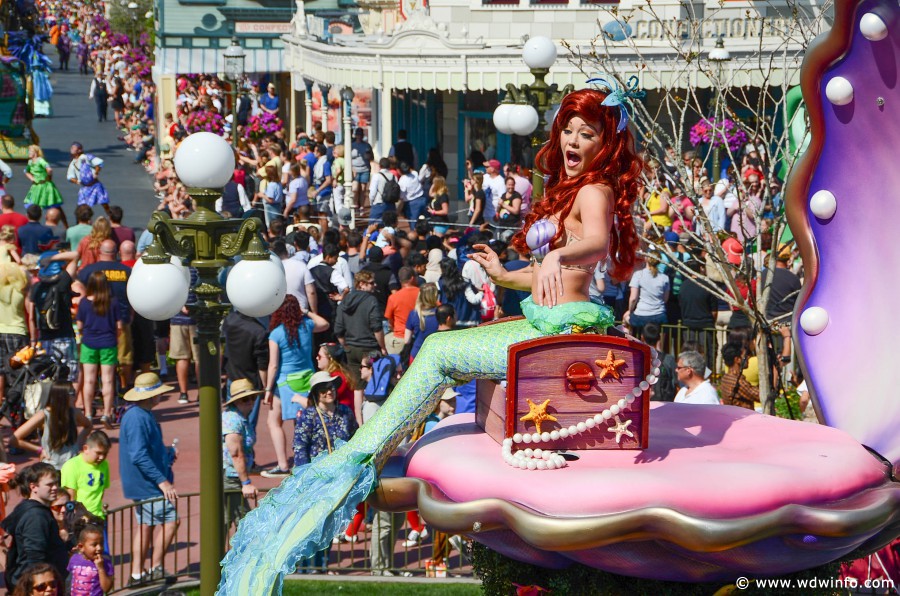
[246,112,284,140]
[689,118,749,154]
[184,109,225,135]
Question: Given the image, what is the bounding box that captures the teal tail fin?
[217,444,376,595]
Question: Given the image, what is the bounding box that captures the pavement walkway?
[4,65,157,230]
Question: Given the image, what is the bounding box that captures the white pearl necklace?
[501,349,661,471]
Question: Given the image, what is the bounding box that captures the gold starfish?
[595,350,627,380]
[519,399,557,435]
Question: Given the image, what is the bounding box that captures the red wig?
[511,88,643,282]
[269,294,303,348]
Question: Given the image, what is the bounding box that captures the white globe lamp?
[493,103,515,135]
[522,36,557,70]
[226,258,287,317]
[173,132,235,188]
[509,104,540,136]
[132,254,190,285]
[128,261,191,321]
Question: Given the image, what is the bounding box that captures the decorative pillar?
[303,77,314,134]
[320,84,332,132]
[379,86,393,158]
[341,87,355,225]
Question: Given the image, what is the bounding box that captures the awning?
[154,46,286,75]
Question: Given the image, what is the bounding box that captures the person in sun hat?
[292,371,358,569]
[222,379,263,531]
[118,372,179,586]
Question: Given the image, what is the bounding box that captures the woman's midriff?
[530,266,592,305]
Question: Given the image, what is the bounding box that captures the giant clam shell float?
[370,0,900,582]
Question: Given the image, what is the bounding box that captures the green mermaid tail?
[218,299,614,595]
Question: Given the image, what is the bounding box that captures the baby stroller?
[2,351,68,430]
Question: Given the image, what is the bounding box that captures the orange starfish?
[595,350,627,380]
[519,399,557,435]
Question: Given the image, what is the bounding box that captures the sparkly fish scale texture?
[220,303,612,594]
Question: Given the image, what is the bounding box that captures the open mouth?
[565,151,582,168]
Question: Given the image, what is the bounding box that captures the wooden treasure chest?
[476,334,652,450]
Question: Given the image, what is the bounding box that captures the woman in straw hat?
[291,371,358,567]
[222,379,263,531]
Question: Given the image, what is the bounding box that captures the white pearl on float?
[610,405,621,415]
[861,13,888,41]
[503,438,512,447]
[626,395,636,404]
[800,306,829,335]
[825,76,854,106]
[531,433,541,443]
[527,460,537,470]
[524,448,533,458]
[550,430,560,441]
[639,381,650,391]
[518,460,528,470]
[618,398,628,409]
[541,432,551,442]
[652,367,661,376]
[652,359,661,368]
[602,410,612,419]
[809,190,837,220]
[650,348,658,359]
[568,425,578,435]
[559,427,569,438]
[585,418,596,429]
[647,375,658,385]
[633,387,643,397]
[537,460,547,470]
[533,449,543,458]
[594,414,604,424]
[522,433,532,444]
[546,460,556,470]
[576,422,587,433]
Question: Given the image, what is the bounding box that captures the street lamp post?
[127,133,286,595]
[492,36,573,202]
[340,86,354,224]
[708,35,732,182]
[223,37,246,151]
[126,2,138,45]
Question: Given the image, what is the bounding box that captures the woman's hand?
[471,243,506,284]
[535,250,564,307]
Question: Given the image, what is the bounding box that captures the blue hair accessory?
[585,75,646,133]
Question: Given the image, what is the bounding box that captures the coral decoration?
[519,399,557,435]
[595,350,626,380]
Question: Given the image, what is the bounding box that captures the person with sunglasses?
[10,563,62,596]
[2,464,70,588]
[222,379,264,532]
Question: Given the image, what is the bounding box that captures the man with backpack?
[67,143,111,216]
[29,250,79,382]
[368,158,399,223]
[334,270,388,421]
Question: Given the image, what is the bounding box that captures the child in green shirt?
[61,431,111,519]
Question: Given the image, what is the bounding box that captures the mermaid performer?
[219,88,643,594]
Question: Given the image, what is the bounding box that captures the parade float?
[0,1,42,159]
[219,0,900,591]
[366,0,900,588]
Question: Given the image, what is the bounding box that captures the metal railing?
[106,492,472,592]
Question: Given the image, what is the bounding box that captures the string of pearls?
[501,349,661,471]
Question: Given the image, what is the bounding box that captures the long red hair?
[511,89,642,282]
